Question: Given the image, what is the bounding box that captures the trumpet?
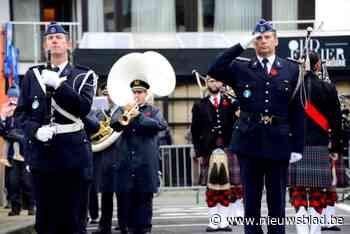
[119,94,152,125]
[119,102,139,126]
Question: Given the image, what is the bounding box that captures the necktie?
[262,58,269,75]
[213,96,219,109]
[53,67,60,72]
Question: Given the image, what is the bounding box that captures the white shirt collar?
[53,61,68,75]
[257,54,275,73]
[209,93,221,105]
[257,54,275,66]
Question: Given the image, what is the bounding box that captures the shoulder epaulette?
[75,64,91,71]
[286,57,303,65]
[235,57,251,62]
[29,64,45,70]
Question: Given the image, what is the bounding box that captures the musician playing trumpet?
[110,79,167,234]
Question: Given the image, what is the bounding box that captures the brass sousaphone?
[107,51,176,122]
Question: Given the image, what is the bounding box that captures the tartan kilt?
[289,146,332,188]
[199,150,241,186]
[335,155,349,188]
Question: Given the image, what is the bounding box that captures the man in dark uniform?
[289,51,342,234]
[111,79,167,234]
[15,22,97,234]
[91,87,121,234]
[207,19,305,234]
[191,76,240,232]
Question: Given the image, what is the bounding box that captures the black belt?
[240,111,288,125]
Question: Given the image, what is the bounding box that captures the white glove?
[25,165,31,173]
[35,125,55,142]
[42,69,65,89]
[289,152,302,164]
[239,33,261,50]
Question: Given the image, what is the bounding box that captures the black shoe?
[114,225,120,230]
[27,209,35,216]
[8,210,20,216]
[206,226,219,232]
[218,226,232,232]
[322,225,341,231]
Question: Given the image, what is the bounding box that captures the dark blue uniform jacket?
[111,104,167,192]
[208,44,305,161]
[15,64,95,170]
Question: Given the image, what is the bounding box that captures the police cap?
[253,19,275,34]
[43,21,68,36]
[130,79,150,91]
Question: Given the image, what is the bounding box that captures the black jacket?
[207,44,305,161]
[15,64,96,170]
[305,72,342,153]
[191,95,238,157]
[110,104,167,192]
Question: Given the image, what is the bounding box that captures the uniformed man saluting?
[207,19,305,234]
[15,22,97,234]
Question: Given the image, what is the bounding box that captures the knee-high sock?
[295,206,309,234]
[309,207,321,234]
[206,189,230,207]
[324,190,337,207]
[290,187,308,211]
[309,189,325,215]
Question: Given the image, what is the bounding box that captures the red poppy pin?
[270,68,278,77]
[144,112,151,117]
[222,99,230,107]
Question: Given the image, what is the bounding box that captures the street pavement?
[87,190,350,234]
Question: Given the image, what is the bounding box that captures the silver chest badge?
[243,89,252,98]
[32,96,39,109]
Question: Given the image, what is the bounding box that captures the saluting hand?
[240,32,261,49]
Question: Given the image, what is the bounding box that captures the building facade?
[2,0,350,143]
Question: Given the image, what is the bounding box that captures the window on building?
[104,0,116,32]
[272,0,298,30]
[198,0,214,31]
[176,0,186,31]
[214,0,262,32]
[131,0,176,32]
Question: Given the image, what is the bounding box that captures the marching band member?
[191,76,241,232]
[289,51,342,234]
[110,79,167,234]
[15,21,97,234]
[207,19,305,234]
[92,86,121,234]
